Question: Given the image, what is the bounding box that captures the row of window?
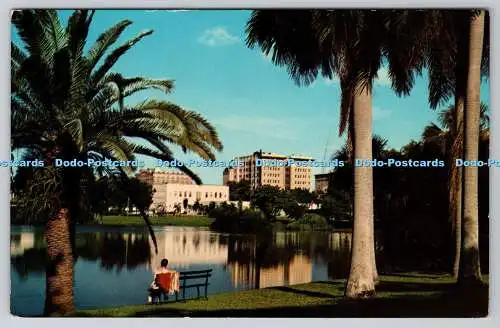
[173,191,227,199]
[154,178,191,183]
[264,173,281,178]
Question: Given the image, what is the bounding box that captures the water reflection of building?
[329,231,352,250]
[229,254,312,289]
[149,229,228,269]
[327,231,352,279]
[10,232,35,256]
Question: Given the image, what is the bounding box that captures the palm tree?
[246,9,432,297]
[11,9,222,316]
[422,10,488,280]
[459,10,486,285]
[423,102,489,277]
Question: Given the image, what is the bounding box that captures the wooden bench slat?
[179,274,212,280]
[181,283,210,289]
[179,269,213,275]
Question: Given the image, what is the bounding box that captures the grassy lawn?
[98,215,214,227]
[75,274,489,317]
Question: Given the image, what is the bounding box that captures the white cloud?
[214,116,299,140]
[373,107,391,121]
[197,27,239,47]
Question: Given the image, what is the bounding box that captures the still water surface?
[10,226,352,316]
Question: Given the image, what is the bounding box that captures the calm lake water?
[10,225,352,316]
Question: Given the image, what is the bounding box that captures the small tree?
[251,185,285,221]
[193,200,201,213]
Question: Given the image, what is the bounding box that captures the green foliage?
[228,180,252,201]
[319,190,352,221]
[250,185,287,221]
[287,213,328,231]
[282,201,307,220]
[288,188,318,204]
[209,203,266,233]
[125,178,153,214]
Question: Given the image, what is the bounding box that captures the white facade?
[152,183,229,211]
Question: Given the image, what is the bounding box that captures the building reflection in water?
[11,228,352,289]
[149,228,229,270]
[226,231,352,289]
[10,231,35,256]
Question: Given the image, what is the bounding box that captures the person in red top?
[148,258,172,303]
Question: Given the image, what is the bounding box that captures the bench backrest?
[179,269,212,282]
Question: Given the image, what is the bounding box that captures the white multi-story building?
[152,183,229,212]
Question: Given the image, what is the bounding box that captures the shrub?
[210,208,268,233]
[287,213,328,231]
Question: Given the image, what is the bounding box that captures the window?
[206,192,208,198]
[189,192,192,197]
[219,192,222,198]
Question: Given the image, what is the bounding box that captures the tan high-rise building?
[136,168,194,185]
[223,151,312,190]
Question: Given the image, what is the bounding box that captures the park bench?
[152,269,213,303]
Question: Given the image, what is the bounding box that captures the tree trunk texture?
[451,17,469,279]
[459,10,484,285]
[369,208,379,283]
[345,81,376,298]
[452,95,464,278]
[44,208,75,316]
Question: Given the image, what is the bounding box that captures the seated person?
[148,258,177,303]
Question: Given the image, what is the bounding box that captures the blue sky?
[12,10,490,185]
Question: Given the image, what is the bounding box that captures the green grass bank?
[75,274,488,317]
[97,215,214,227]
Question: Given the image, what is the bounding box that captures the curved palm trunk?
[44,208,75,316]
[345,81,375,298]
[459,10,484,285]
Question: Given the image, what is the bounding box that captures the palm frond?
[87,20,133,69]
[136,100,223,158]
[132,145,202,184]
[91,29,153,86]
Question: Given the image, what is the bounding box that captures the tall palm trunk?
[369,205,379,283]
[451,19,469,279]
[451,94,464,278]
[459,10,484,285]
[345,80,375,298]
[44,207,75,316]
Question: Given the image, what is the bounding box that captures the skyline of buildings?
[223,150,313,190]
